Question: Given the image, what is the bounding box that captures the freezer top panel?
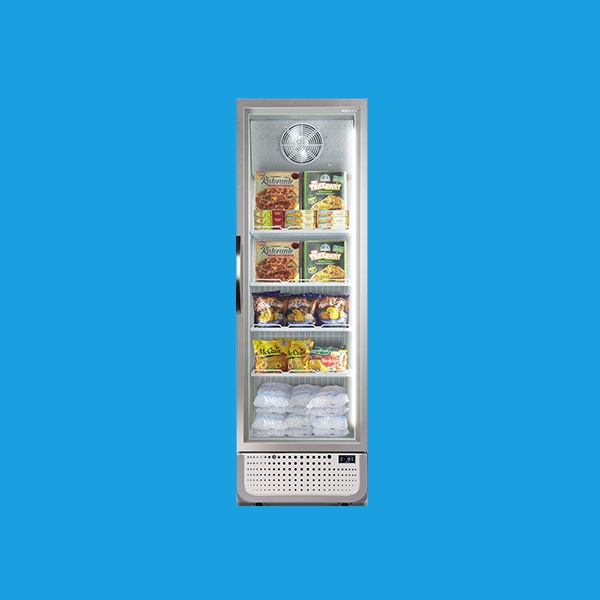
[238,99,366,176]
[250,118,355,174]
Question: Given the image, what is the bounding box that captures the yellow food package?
[252,338,290,372]
[287,338,314,372]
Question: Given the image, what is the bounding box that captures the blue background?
[2,1,598,598]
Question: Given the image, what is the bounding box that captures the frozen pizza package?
[303,171,346,211]
[303,241,347,282]
[255,171,300,211]
[255,240,300,282]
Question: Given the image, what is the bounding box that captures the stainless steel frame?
[236,99,368,504]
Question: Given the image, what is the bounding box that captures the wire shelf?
[251,369,352,378]
[251,279,350,286]
[251,325,351,332]
[251,227,351,238]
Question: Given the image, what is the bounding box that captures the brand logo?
[341,108,358,113]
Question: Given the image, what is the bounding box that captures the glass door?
[237,100,367,452]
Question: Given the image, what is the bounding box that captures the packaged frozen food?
[317,223,348,230]
[316,209,349,229]
[255,171,300,210]
[254,210,272,228]
[251,429,286,438]
[306,405,349,416]
[316,294,349,325]
[255,406,289,415]
[285,428,313,437]
[289,384,321,407]
[286,210,315,229]
[255,240,300,282]
[283,293,319,326]
[253,382,293,407]
[284,414,315,428]
[303,171,346,211]
[254,209,285,229]
[252,338,290,372]
[308,346,348,372]
[251,415,287,431]
[312,415,348,430]
[312,428,349,437]
[287,338,314,371]
[252,291,285,326]
[303,241,346,282]
[306,385,349,408]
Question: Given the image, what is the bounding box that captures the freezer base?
[237,452,367,505]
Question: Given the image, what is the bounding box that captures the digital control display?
[339,455,355,464]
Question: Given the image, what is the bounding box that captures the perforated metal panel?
[250,118,355,174]
[243,452,361,497]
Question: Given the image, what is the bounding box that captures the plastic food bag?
[251,415,287,431]
[251,429,286,438]
[253,382,292,408]
[283,293,319,326]
[308,346,348,372]
[253,291,285,326]
[252,338,290,372]
[256,406,289,415]
[289,384,321,407]
[285,428,314,437]
[287,338,314,371]
[306,385,349,408]
[306,405,349,417]
[312,428,350,437]
[316,294,349,326]
[312,415,348,430]
[284,414,315,429]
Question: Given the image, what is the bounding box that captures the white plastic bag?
[284,414,315,429]
[285,427,314,437]
[306,385,349,408]
[256,406,289,415]
[312,415,348,430]
[289,384,321,407]
[251,415,287,431]
[253,382,293,408]
[306,405,349,417]
[312,428,349,437]
[251,429,286,438]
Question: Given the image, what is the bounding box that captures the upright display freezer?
[236,99,367,505]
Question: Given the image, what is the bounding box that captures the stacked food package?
[250,168,352,437]
[252,338,348,373]
[253,170,349,230]
[250,383,350,438]
[252,292,349,327]
[254,240,347,282]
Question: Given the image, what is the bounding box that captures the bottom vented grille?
[243,452,361,496]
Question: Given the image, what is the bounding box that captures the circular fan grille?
[280,123,324,164]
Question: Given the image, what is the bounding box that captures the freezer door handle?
[236,235,241,314]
